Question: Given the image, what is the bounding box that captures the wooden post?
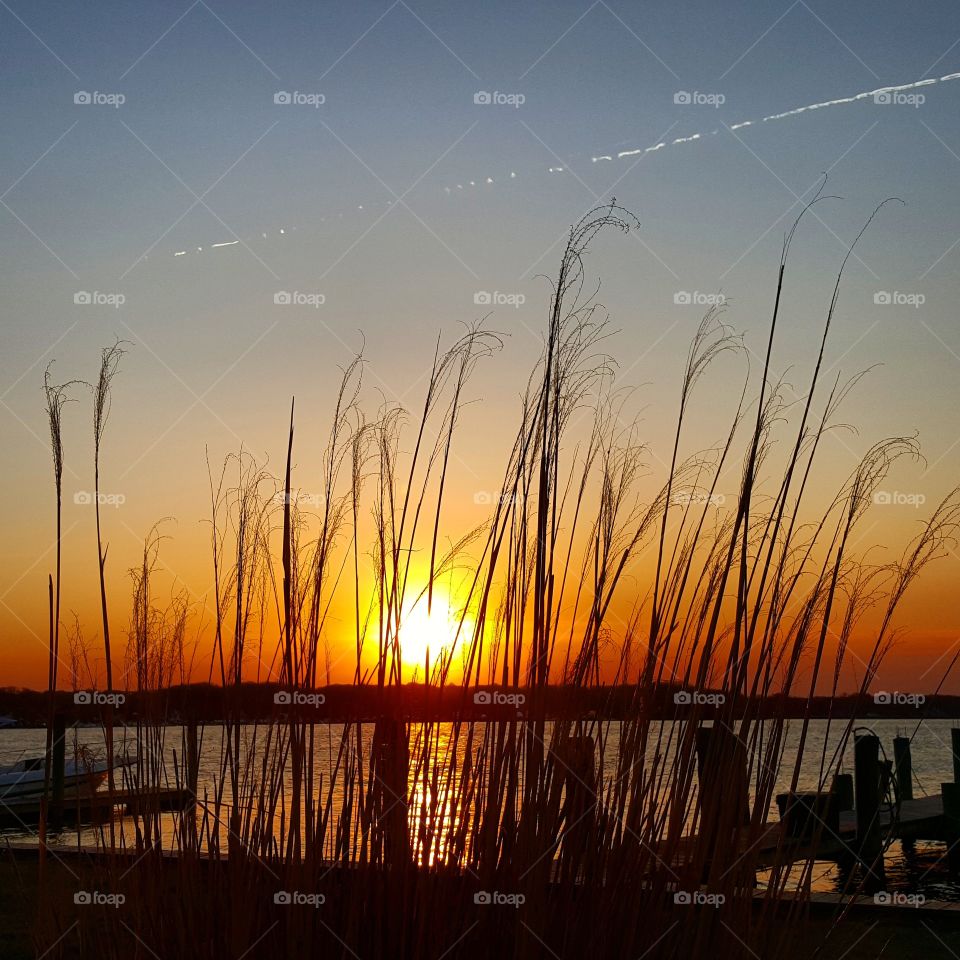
[186,719,199,798]
[556,734,597,878]
[893,736,913,801]
[942,782,960,874]
[50,713,66,831]
[696,726,750,826]
[695,725,750,885]
[952,728,960,784]
[853,733,884,889]
[372,718,409,866]
[832,773,854,811]
[180,718,200,847]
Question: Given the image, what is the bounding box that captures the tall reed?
[33,201,960,960]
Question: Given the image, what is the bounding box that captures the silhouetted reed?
[31,200,960,960]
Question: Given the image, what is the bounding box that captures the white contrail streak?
[591,72,960,163]
[167,71,959,261]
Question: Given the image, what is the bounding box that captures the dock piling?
[893,736,913,802]
[853,733,885,890]
[50,713,66,831]
[831,773,854,812]
[372,718,410,866]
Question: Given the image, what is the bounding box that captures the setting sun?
[398,591,471,675]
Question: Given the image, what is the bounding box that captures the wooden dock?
[751,794,950,868]
[0,787,193,828]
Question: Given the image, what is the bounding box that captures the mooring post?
[556,734,597,877]
[942,782,960,874]
[853,733,884,889]
[372,717,409,866]
[893,736,913,802]
[695,725,750,885]
[186,719,199,799]
[832,773,854,811]
[50,712,66,831]
[941,727,960,874]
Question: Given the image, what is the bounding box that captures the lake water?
[2,718,958,898]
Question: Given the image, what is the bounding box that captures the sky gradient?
[2,0,960,692]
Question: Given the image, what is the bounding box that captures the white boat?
[0,754,112,801]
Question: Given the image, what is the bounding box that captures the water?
[2,718,957,897]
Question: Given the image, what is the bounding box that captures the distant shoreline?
[1,682,956,725]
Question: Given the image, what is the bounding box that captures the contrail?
[165,71,959,262]
[591,71,960,163]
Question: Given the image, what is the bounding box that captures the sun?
[398,591,469,676]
